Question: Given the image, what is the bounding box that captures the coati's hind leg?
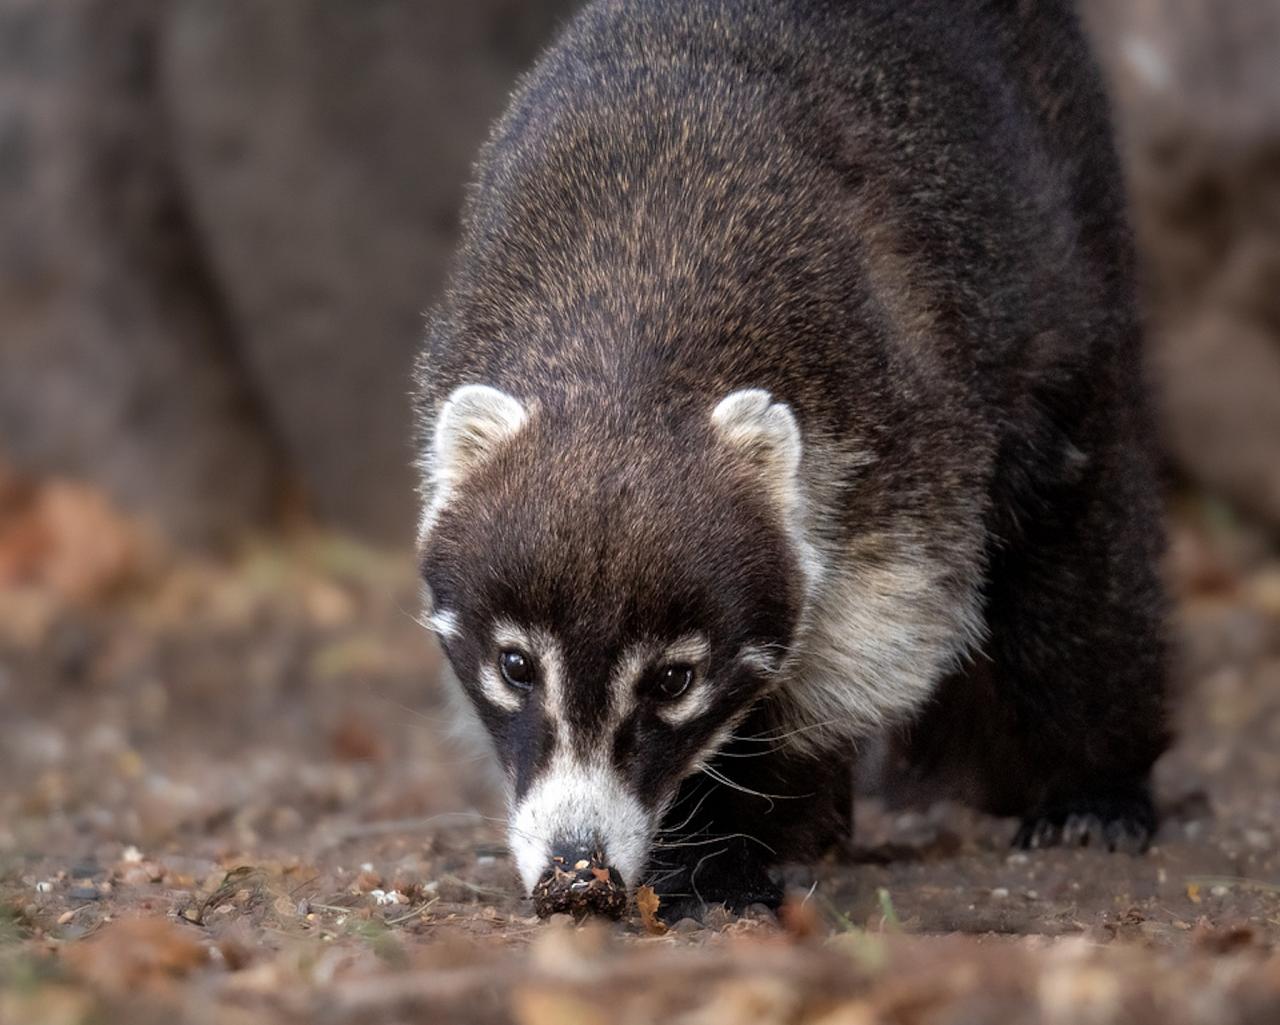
[893,433,1171,852]
[646,705,854,922]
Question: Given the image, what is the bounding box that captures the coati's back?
[422,0,1127,402]
[414,0,1167,918]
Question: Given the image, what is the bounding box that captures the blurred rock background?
[0,0,1276,549]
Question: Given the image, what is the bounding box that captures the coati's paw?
[1014,792,1156,854]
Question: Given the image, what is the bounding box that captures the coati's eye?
[653,664,694,701]
[499,649,535,690]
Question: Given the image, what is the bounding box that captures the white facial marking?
[609,646,649,724]
[418,383,528,543]
[478,663,523,713]
[506,629,729,890]
[426,609,460,640]
[661,633,710,666]
[510,751,655,892]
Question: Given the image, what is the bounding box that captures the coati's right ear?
[711,388,802,479]
[710,388,804,514]
[432,384,528,488]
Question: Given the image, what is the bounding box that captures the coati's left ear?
[419,384,528,543]
[711,388,803,494]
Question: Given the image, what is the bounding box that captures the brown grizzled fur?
[414,0,1171,920]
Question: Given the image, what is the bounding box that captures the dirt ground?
[2,478,1280,1024]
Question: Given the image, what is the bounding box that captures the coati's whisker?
[652,832,777,855]
[364,690,455,729]
[641,867,686,886]
[697,764,793,810]
[479,815,550,846]
[689,846,730,909]
[726,719,845,744]
[658,782,719,836]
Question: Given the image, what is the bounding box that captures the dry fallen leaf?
[512,988,611,1025]
[779,893,822,940]
[0,466,152,606]
[636,885,667,935]
[65,917,209,994]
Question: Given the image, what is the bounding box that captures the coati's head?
[417,384,813,901]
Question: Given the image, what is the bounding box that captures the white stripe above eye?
[661,633,711,666]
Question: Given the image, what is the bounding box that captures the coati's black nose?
[531,843,627,920]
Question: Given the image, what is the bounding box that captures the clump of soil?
[530,853,627,920]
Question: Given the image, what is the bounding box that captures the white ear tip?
[710,387,803,480]
[441,384,526,427]
[432,383,528,477]
[712,388,774,428]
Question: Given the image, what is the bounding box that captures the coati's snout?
[416,385,808,913]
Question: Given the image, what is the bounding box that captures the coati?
[413,0,1171,920]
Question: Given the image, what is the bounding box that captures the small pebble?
[672,917,704,934]
[69,886,101,901]
[991,887,1009,899]
[34,881,54,894]
[370,889,404,906]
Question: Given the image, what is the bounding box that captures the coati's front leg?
[646,708,854,922]
[994,458,1170,851]
[907,427,1170,851]
[892,402,1171,852]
